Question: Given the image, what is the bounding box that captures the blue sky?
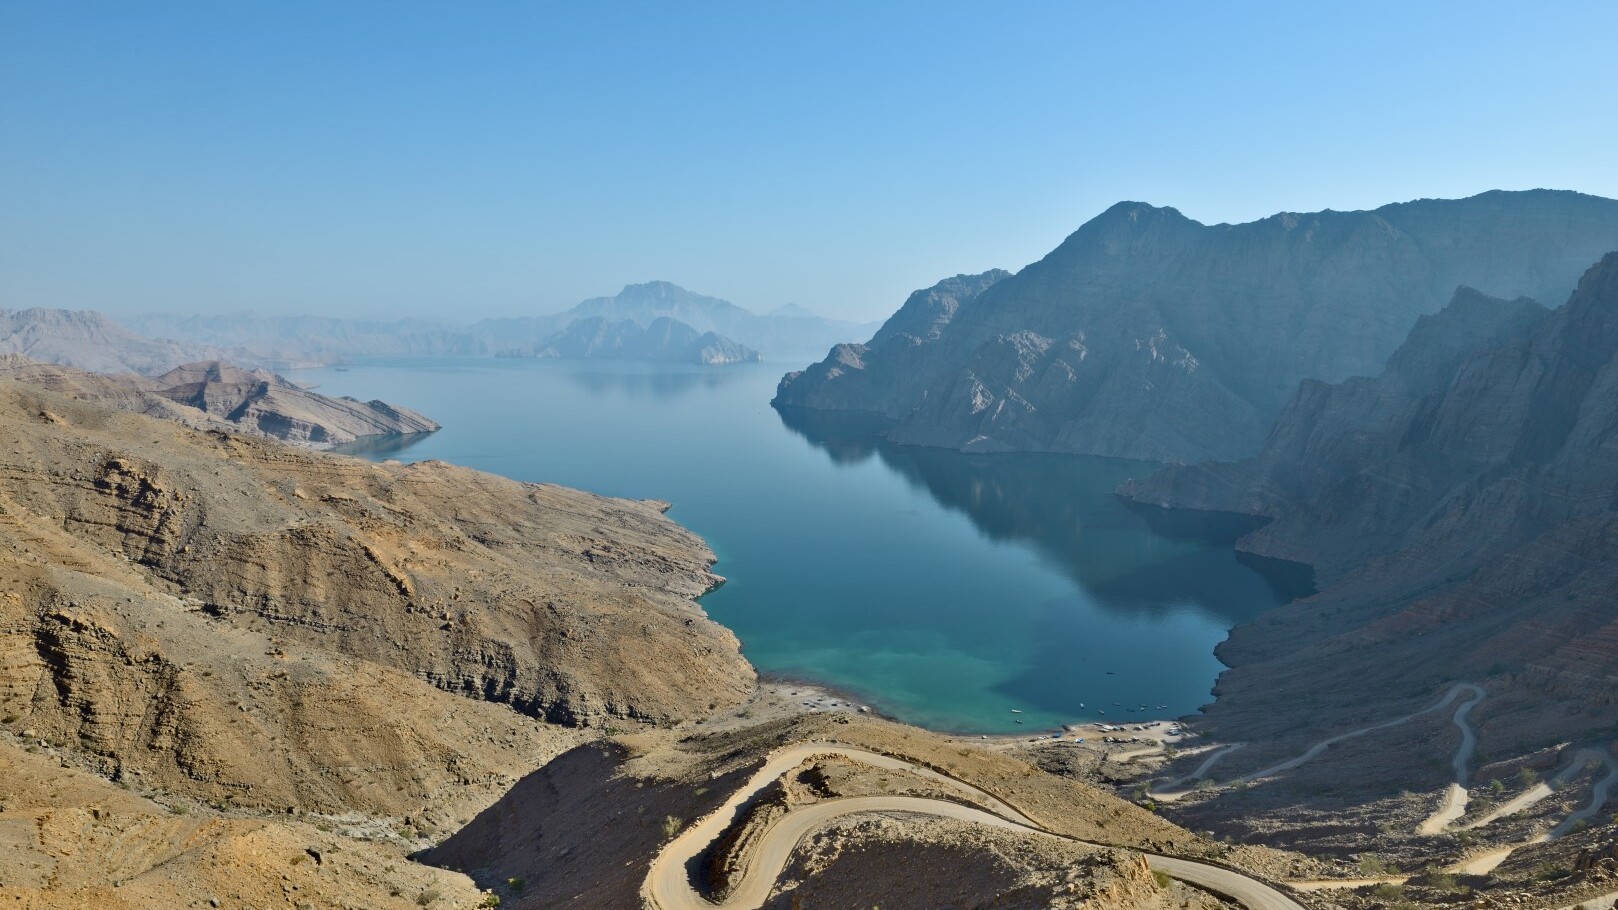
[3,1,1615,322]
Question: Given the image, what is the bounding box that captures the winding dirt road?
[1230,684,1485,789]
[1415,684,1485,834]
[643,742,1303,910]
[1151,684,1484,805]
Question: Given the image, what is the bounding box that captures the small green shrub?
[1532,862,1568,882]
[1358,855,1399,876]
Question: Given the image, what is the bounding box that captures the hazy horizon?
[5,1,1617,323]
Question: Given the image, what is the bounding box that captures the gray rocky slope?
[775,190,1618,463]
[1121,252,1618,753]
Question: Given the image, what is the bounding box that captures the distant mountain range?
[1,307,228,374]
[775,189,1618,463]
[123,281,878,365]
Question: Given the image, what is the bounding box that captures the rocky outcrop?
[0,355,439,448]
[0,308,225,374]
[507,315,761,364]
[151,360,440,444]
[1120,252,1618,752]
[775,190,1618,463]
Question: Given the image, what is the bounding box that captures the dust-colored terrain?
[0,377,754,906]
[0,354,438,447]
[424,701,1313,910]
[0,736,487,909]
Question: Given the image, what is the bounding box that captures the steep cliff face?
[775,190,1618,463]
[1121,253,1618,749]
[776,270,1010,415]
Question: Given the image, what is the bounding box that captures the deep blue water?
[304,357,1308,734]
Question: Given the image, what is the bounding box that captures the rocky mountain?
[775,190,1618,463]
[505,315,761,364]
[0,307,226,374]
[1121,252,1618,755]
[0,355,439,448]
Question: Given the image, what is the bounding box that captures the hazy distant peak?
[607,280,750,311]
[0,306,226,375]
[768,303,820,319]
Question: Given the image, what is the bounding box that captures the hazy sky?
[3,2,1616,323]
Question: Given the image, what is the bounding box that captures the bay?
[304,356,1309,733]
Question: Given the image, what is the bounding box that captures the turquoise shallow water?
[306,356,1309,734]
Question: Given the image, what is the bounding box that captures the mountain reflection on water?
[773,404,1314,626]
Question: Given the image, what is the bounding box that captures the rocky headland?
[0,355,440,448]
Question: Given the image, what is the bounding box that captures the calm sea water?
[304,357,1309,734]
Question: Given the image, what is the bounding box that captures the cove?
[308,356,1310,733]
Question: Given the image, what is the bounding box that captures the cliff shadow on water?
[773,403,1316,626]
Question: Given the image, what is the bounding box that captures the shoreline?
[755,671,1197,745]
